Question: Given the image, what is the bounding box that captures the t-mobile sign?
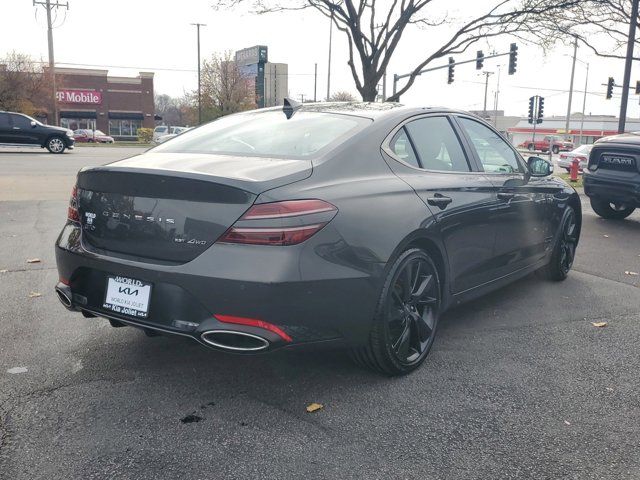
[56,89,102,105]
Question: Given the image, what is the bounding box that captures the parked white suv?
[152,126,189,143]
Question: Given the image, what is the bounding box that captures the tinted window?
[458,117,522,174]
[389,128,419,168]
[0,113,9,128]
[10,114,32,129]
[155,111,371,159]
[404,116,470,172]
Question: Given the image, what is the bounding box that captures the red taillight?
[67,185,79,222]
[241,200,337,220]
[218,199,337,246]
[576,156,587,161]
[560,154,567,159]
[214,314,292,342]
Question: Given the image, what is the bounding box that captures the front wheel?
[540,207,578,281]
[552,146,560,154]
[46,136,66,154]
[528,144,535,151]
[590,198,635,220]
[351,248,441,376]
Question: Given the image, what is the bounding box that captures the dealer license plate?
[103,276,152,319]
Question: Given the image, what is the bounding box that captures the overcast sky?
[3,0,639,118]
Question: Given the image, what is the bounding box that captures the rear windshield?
[153,110,371,159]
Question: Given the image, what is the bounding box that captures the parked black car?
[584,133,640,219]
[0,111,75,153]
[55,102,581,376]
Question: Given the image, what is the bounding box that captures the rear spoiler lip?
[77,164,313,196]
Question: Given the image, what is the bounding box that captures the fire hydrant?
[570,157,580,182]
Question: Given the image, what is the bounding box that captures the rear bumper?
[583,171,640,206]
[55,222,382,353]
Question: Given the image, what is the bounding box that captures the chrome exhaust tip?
[55,284,73,309]
[200,330,270,352]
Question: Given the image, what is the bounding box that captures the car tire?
[552,146,560,154]
[46,136,66,154]
[540,207,578,281]
[351,248,441,376]
[590,198,636,220]
[528,144,535,151]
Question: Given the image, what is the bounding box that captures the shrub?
[137,128,153,143]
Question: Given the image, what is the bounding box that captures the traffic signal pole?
[392,45,517,101]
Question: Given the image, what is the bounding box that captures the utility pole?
[579,63,589,146]
[482,71,494,118]
[565,35,578,140]
[190,23,206,124]
[493,65,502,126]
[619,0,639,133]
[327,10,333,101]
[314,63,317,102]
[34,0,68,126]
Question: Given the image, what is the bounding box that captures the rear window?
[153,111,371,159]
[154,126,167,133]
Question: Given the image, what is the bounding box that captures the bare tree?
[200,51,256,121]
[328,90,358,101]
[535,0,640,60]
[0,52,50,116]
[215,0,580,101]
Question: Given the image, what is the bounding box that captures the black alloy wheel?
[552,145,560,154]
[352,248,441,376]
[541,207,578,281]
[589,198,636,220]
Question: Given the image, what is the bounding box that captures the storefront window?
[61,118,96,130]
[108,119,142,137]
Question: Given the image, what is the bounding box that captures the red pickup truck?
[520,135,574,154]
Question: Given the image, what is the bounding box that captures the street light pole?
[618,0,639,133]
[565,35,578,140]
[191,23,206,125]
[579,63,589,146]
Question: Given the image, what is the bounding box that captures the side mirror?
[527,156,553,177]
[30,121,37,128]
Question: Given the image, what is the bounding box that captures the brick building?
[53,67,155,140]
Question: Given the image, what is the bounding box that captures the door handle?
[426,194,453,210]
[497,192,515,201]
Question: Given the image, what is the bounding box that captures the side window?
[0,113,9,128]
[404,116,470,172]
[458,117,522,174]
[389,128,419,168]
[10,114,32,129]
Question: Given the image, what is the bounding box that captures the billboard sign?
[56,89,102,105]
[235,45,268,66]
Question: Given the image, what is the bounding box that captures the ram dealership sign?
[56,89,102,105]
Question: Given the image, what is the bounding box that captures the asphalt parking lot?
[1,146,639,479]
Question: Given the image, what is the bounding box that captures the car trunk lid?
[76,152,312,263]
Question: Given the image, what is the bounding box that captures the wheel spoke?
[393,321,411,358]
[401,265,413,302]
[411,261,422,291]
[414,312,433,342]
[411,274,433,302]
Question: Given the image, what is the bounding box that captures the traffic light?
[606,77,614,99]
[447,57,455,84]
[537,96,544,124]
[528,96,535,124]
[476,50,484,70]
[508,43,518,75]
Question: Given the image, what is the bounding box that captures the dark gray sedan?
[55,102,580,375]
